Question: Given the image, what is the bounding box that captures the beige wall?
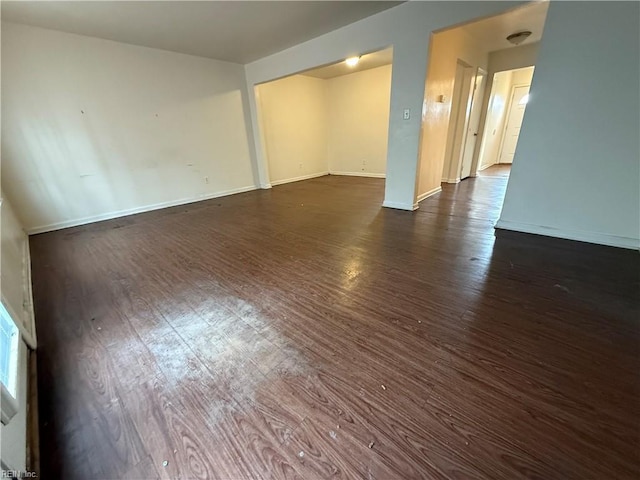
[1,22,257,234]
[256,75,329,184]
[417,27,488,199]
[327,65,391,176]
[256,65,392,183]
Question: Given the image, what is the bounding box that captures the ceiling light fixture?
[506,31,532,45]
[345,56,360,67]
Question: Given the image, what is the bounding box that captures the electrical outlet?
[403,108,411,120]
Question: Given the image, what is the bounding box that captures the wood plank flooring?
[30,167,639,479]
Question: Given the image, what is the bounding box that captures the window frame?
[0,302,21,425]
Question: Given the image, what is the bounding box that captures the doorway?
[476,66,535,170]
[460,68,487,179]
[415,0,548,208]
[440,63,487,183]
[254,47,393,187]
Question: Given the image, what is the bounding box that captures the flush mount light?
[345,56,360,67]
[506,31,532,45]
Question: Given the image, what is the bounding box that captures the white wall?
[245,1,525,210]
[327,65,391,177]
[1,22,257,233]
[417,26,489,197]
[256,75,328,185]
[489,42,540,74]
[498,1,640,249]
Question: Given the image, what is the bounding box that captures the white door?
[459,70,486,179]
[499,85,530,164]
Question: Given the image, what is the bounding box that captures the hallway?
[420,164,511,226]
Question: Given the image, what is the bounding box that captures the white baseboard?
[270,171,328,186]
[495,219,640,250]
[477,162,495,172]
[27,185,258,235]
[382,200,419,211]
[417,186,442,203]
[260,183,272,189]
[329,171,386,179]
[442,177,460,184]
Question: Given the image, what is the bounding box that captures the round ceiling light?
[506,31,532,45]
[345,56,360,67]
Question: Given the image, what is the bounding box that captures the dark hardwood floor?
[477,164,511,177]
[30,167,639,479]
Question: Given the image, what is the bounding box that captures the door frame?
[496,82,530,164]
[458,67,487,180]
[442,60,474,183]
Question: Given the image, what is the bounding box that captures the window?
[0,302,20,424]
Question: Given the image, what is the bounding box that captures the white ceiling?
[0,1,402,64]
[301,47,393,80]
[455,1,549,53]
[293,1,548,81]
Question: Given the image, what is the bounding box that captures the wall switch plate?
[403,108,411,120]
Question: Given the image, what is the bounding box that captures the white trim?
[260,183,272,189]
[270,171,329,186]
[0,340,21,426]
[0,303,22,426]
[329,171,386,179]
[477,162,495,172]
[0,382,19,426]
[495,219,640,250]
[1,296,35,351]
[442,177,460,184]
[382,200,419,211]
[27,185,257,234]
[417,186,442,203]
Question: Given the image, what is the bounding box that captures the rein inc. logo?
[1,470,37,478]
